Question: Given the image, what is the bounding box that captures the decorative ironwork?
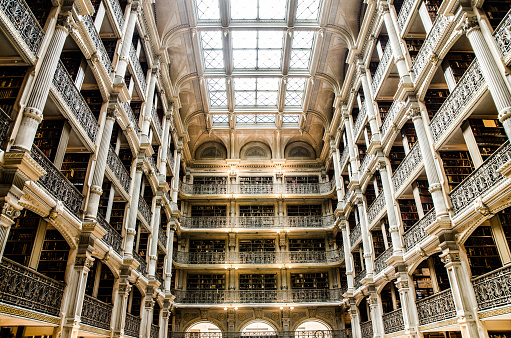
[416,289,456,325]
[412,15,449,80]
[97,214,123,255]
[367,192,386,225]
[494,10,511,63]
[158,225,167,247]
[360,321,373,338]
[472,264,511,311]
[152,107,163,139]
[82,15,114,74]
[0,0,44,55]
[353,103,367,138]
[151,324,159,338]
[31,145,83,215]
[0,258,65,317]
[383,308,405,334]
[340,146,349,169]
[179,215,334,229]
[168,331,347,338]
[174,290,338,304]
[107,146,131,194]
[81,294,112,330]
[0,108,12,146]
[106,0,125,29]
[380,101,405,139]
[180,216,230,228]
[372,43,393,95]
[180,182,229,195]
[397,0,417,31]
[359,154,373,175]
[430,59,485,144]
[450,141,511,214]
[374,246,392,275]
[238,183,276,194]
[138,198,152,224]
[130,44,147,94]
[125,313,141,338]
[53,62,99,142]
[147,156,158,175]
[121,102,141,134]
[181,182,334,195]
[354,269,366,289]
[392,142,422,193]
[403,208,435,251]
[290,289,335,303]
[350,222,361,247]
[134,251,147,275]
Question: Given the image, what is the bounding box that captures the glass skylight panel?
[289,31,315,69]
[236,114,256,123]
[207,78,228,106]
[231,0,286,20]
[236,91,257,105]
[285,78,306,106]
[201,31,224,69]
[256,114,276,123]
[296,0,321,20]
[285,91,303,106]
[287,77,306,90]
[207,78,226,91]
[232,30,284,69]
[231,1,258,19]
[234,77,279,106]
[212,114,229,124]
[283,114,300,123]
[235,77,257,90]
[293,31,315,49]
[258,0,287,19]
[197,0,220,20]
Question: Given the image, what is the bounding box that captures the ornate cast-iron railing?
[0,0,44,55]
[0,108,11,146]
[125,313,141,338]
[340,146,350,170]
[134,251,147,276]
[493,9,511,64]
[354,270,366,290]
[180,182,335,195]
[372,43,393,95]
[174,289,339,304]
[450,141,511,215]
[0,258,65,317]
[81,294,113,330]
[367,192,386,225]
[472,264,511,311]
[416,289,456,325]
[138,198,152,225]
[31,145,83,215]
[147,156,158,175]
[106,0,125,29]
[97,214,123,255]
[82,15,113,74]
[403,208,435,251]
[360,321,373,338]
[151,324,159,338]
[380,101,405,139]
[397,0,417,31]
[353,103,367,139]
[107,146,131,194]
[383,308,405,334]
[179,215,334,229]
[411,15,450,81]
[350,223,361,247]
[122,102,141,134]
[430,59,484,144]
[53,62,99,143]
[130,44,148,94]
[168,331,348,338]
[158,225,167,247]
[152,108,163,139]
[392,142,422,193]
[374,246,393,275]
[359,154,373,176]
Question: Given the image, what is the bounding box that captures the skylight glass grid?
[256,114,276,123]
[197,0,220,20]
[232,30,284,70]
[201,31,224,69]
[285,91,304,106]
[282,114,300,123]
[231,0,287,20]
[207,78,228,106]
[234,77,279,106]
[236,114,277,124]
[236,114,256,123]
[292,31,315,49]
[296,0,321,21]
[212,114,229,123]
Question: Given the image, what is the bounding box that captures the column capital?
[56,11,75,33]
[0,201,22,223]
[135,161,144,172]
[459,15,480,35]
[130,0,142,14]
[406,107,422,121]
[106,106,118,121]
[378,1,390,13]
[376,160,387,172]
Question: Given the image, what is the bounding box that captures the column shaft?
[125,163,143,257]
[115,2,139,81]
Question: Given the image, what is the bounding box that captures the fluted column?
[355,197,373,277]
[349,298,362,338]
[112,267,131,338]
[342,108,359,173]
[164,222,176,292]
[12,13,73,152]
[368,290,384,338]
[85,107,117,221]
[124,161,144,257]
[340,220,355,293]
[114,1,140,82]
[148,196,162,278]
[141,66,159,141]
[330,140,343,201]
[172,143,183,203]
[395,269,420,338]
[462,16,511,139]
[359,65,380,139]
[159,108,172,176]
[140,286,155,338]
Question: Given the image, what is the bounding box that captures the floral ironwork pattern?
[53,62,99,143]
[397,0,417,31]
[81,294,112,330]
[180,182,334,195]
[359,154,373,175]
[106,0,125,29]
[151,324,159,338]
[134,251,147,275]
[350,222,361,247]
[130,44,147,94]
[0,0,44,55]
[107,146,131,194]
[374,246,393,275]
[472,265,511,311]
[372,43,393,96]
[403,208,435,251]
[121,102,141,134]
[179,215,334,229]
[392,142,422,193]
[450,141,511,214]
[147,156,158,175]
[97,214,123,255]
[158,225,167,247]
[138,198,152,224]
[0,258,65,317]
[383,308,405,334]
[152,107,163,139]
[430,59,485,144]
[360,321,373,338]
[82,15,114,74]
[353,103,367,139]
[493,10,511,64]
[380,101,405,139]
[367,192,386,226]
[340,146,349,170]
[32,145,83,214]
[354,269,366,289]
[125,313,141,337]
[416,289,456,325]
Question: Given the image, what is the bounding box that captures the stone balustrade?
[168,330,347,338]
[105,0,125,30]
[397,0,418,31]
[138,198,152,225]
[360,321,373,338]
[380,101,405,140]
[121,102,141,134]
[179,215,335,229]
[152,107,163,139]
[180,182,335,196]
[130,44,148,95]
[82,15,113,75]
[353,103,367,139]
[354,269,366,289]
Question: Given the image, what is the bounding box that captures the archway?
[295,320,332,338]
[242,321,276,333]
[187,322,222,333]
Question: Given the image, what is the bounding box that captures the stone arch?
[195,141,227,160]
[240,141,272,160]
[293,318,332,331]
[185,320,223,333]
[240,318,279,332]
[284,141,316,160]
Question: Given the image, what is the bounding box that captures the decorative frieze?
[416,289,456,325]
[403,208,435,251]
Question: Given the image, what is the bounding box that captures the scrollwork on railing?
[340,146,349,169]
[147,156,158,175]
[158,225,167,247]
[397,0,416,31]
[450,141,511,215]
[107,146,131,194]
[360,321,373,338]
[174,290,338,304]
[130,44,147,94]
[121,102,141,134]
[430,59,485,144]
[367,192,386,226]
[180,183,228,195]
[0,258,65,317]
[380,101,405,139]
[359,154,373,175]
[416,289,456,325]
[125,313,141,338]
[0,108,11,146]
[151,324,159,338]
[97,214,123,255]
[180,216,229,229]
[493,9,511,64]
[354,269,366,290]
[81,294,113,330]
[31,146,83,215]
[372,43,393,95]
[403,208,435,251]
[383,308,405,334]
[0,0,44,55]
[392,142,422,193]
[134,251,147,276]
[138,198,152,225]
[152,107,163,139]
[472,264,511,311]
[106,0,125,29]
[290,289,334,303]
[53,62,99,142]
[82,15,114,74]
[374,246,392,275]
[350,223,361,247]
[353,103,367,138]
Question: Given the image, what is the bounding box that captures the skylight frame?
[230,0,288,22]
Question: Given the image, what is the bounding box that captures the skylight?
[200,31,224,69]
[232,30,284,69]
[296,0,321,20]
[231,0,287,20]
[282,114,300,123]
[212,114,229,124]
[285,78,306,106]
[234,77,280,106]
[236,114,277,124]
[290,31,315,69]
[207,78,227,106]
[196,0,220,20]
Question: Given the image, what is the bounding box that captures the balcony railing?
[383,308,405,334]
[53,62,99,143]
[31,146,83,215]
[82,15,113,74]
[151,324,159,338]
[125,313,141,338]
[121,102,141,134]
[380,101,405,140]
[174,250,344,265]
[97,214,123,255]
[0,0,44,56]
[134,251,147,276]
[372,43,393,96]
[180,182,335,195]
[374,246,392,275]
[81,294,112,330]
[397,0,418,31]
[340,146,349,170]
[353,103,367,139]
[472,264,511,312]
[367,192,386,226]
[0,258,65,317]
[450,141,511,215]
[158,225,167,247]
[416,289,456,326]
[392,142,422,194]
[350,223,361,247]
[138,198,152,225]
[152,108,163,139]
[179,215,335,229]
[168,331,348,338]
[494,9,511,65]
[359,154,373,176]
[0,108,12,146]
[360,321,373,338]
[403,208,435,251]
[430,59,485,145]
[130,44,147,94]
[106,0,125,30]
[107,146,131,194]
[174,289,339,304]
[147,156,158,175]
[354,270,366,289]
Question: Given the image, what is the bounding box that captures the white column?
[342,108,359,173]
[114,1,140,83]
[395,272,420,338]
[340,220,355,293]
[355,197,374,277]
[368,291,384,338]
[172,144,182,203]
[124,162,144,257]
[141,67,159,141]
[349,298,362,338]
[164,222,175,292]
[148,197,162,278]
[159,110,172,176]
[359,65,380,139]
[330,140,344,201]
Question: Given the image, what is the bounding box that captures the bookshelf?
[61,153,91,191]
[285,176,319,184]
[372,230,385,257]
[97,265,115,304]
[369,61,379,77]
[399,199,420,231]
[412,261,433,300]
[464,225,502,277]
[352,249,363,274]
[287,205,322,216]
[468,119,507,160]
[365,182,376,206]
[4,210,40,266]
[34,119,65,161]
[424,88,449,119]
[415,180,434,213]
[389,145,406,171]
[290,272,329,289]
[189,240,226,253]
[186,274,226,290]
[131,101,143,122]
[439,151,474,191]
[444,52,475,84]
[402,122,417,148]
[482,0,511,30]
[239,274,277,290]
[191,205,227,217]
[431,255,450,291]
[0,66,28,115]
[424,0,442,21]
[289,239,325,251]
[118,147,133,171]
[37,229,70,282]
[377,101,392,121]
[405,38,424,63]
[60,51,84,81]
[193,176,227,185]
[239,205,274,217]
[239,239,275,252]
[239,176,273,185]
[498,208,511,250]
[81,90,103,120]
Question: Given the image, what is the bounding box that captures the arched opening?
[187,322,222,333]
[295,320,332,338]
[242,321,276,333]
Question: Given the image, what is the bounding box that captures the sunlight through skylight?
[234,77,279,106]
[296,0,321,20]
[231,0,287,20]
[232,30,284,69]
[196,0,220,20]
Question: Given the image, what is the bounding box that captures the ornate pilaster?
[112,266,132,338]
[159,299,172,338]
[114,1,141,83]
[141,65,160,143]
[140,286,156,338]
[395,266,420,338]
[368,288,384,338]
[159,107,173,177]
[342,106,359,175]
[0,201,22,260]
[164,221,176,293]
